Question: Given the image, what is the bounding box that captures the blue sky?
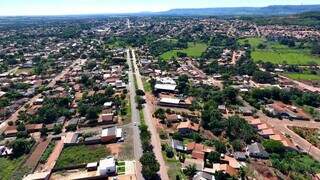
[0,0,319,16]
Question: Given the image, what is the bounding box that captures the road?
[279,75,320,93]
[0,59,85,134]
[126,49,144,180]
[131,49,169,180]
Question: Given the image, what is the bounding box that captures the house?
[63,132,78,144]
[218,105,227,114]
[101,127,122,143]
[265,102,310,120]
[239,107,253,116]
[97,157,116,176]
[103,102,113,108]
[186,142,214,160]
[183,158,204,171]
[4,126,18,137]
[25,124,43,133]
[234,152,247,161]
[171,139,186,152]
[259,128,275,138]
[99,113,114,124]
[246,142,269,159]
[177,121,199,135]
[86,162,98,171]
[193,171,215,180]
[166,114,182,123]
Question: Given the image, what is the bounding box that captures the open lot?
[160,42,207,60]
[289,126,320,149]
[55,144,110,169]
[239,38,320,65]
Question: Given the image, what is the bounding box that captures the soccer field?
[160,42,207,60]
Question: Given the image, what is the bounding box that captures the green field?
[160,42,207,60]
[239,38,320,65]
[0,156,25,180]
[55,145,110,168]
[284,73,320,81]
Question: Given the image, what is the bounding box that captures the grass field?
[284,73,320,81]
[160,42,207,60]
[0,156,25,180]
[239,38,320,65]
[55,145,110,168]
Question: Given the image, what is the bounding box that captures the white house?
[98,156,116,175]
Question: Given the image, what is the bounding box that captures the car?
[133,122,137,126]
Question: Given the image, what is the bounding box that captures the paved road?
[0,59,85,134]
[126,49,144,180]
[131,49,169,180]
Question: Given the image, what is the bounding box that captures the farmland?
[239,38,320,65]
[160,42,207,60]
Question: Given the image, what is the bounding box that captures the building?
[98,157,116,176]
[177,121,200,135]
[246,142,269,159]
[154,84,177,92]
[158,97,191,108]
[171,139,186,152]
[186,142,214,160]
[101,127,122,143]
[99,113,114,124]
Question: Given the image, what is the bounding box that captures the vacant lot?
[160,42,207,60]
[289,126,320,149]
[239,38,320,65]
[0,156,25,180]
[55,145,110,168]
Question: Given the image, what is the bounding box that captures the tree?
[86,107,99,119]
[262,139,285,154]
[183,164,197,177]
[177,75,189,94]
[105,86,115,98]
[252,70,275,84]
[207,151,221,164]
[140,152,160,179]
[11,139,33,157]
[53,124,62,134]
[136,89,145,96]
[40,126,48,136]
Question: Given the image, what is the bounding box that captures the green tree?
[140,152,160,179]
[262,139,285,154]
[207,151,221,164]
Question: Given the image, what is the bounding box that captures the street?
[126,49,144,180]
[131,49,169,180]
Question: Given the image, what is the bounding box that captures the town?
[0,9,320,180]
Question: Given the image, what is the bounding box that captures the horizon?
[0,0,319,16]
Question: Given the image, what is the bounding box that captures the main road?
[0,59,86,134]
[126,49,144,180]
[131,48,169,180]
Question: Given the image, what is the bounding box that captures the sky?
[0,0,319,16]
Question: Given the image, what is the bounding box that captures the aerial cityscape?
[0,0,320,180]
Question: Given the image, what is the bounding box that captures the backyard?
[55,145,110,169]
[160,42,207,60]
[239,37,320,65]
